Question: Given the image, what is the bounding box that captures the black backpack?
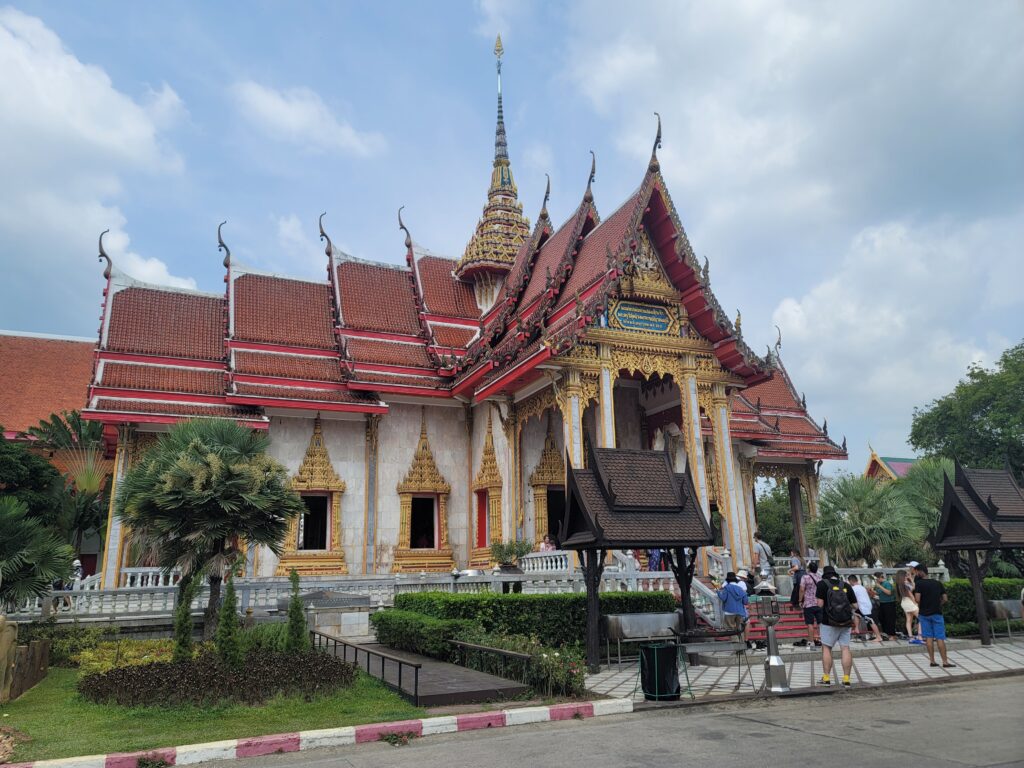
[823,579,854,626]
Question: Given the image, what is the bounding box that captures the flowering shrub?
[459,628,586,697]
[74,639,183,676]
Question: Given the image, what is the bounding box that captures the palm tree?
[116,419,305,637]
[27,411,104,449]
[896,456,953,534]
[807,474,924,566]
[0,497,73,609]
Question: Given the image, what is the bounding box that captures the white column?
[679,360,710,519]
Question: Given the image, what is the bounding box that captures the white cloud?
[523,142,554,174]
[0,8,193,332]
[144,82,188,130]
[274,213,327,279]
[231,81,385,157]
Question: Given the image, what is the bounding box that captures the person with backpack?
[815,565,857,686]
[715,571,750,645]
[795,560,823,647]
[753,532,774,579]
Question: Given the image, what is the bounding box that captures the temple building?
[82,39,846,587]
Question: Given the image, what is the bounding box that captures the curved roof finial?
[398,206,412,250]
[584,150,596,203]
[217,221,231,268]
[98,229,112,279]
[318,212,334,257]
[701,255,710,284]
[734,308,742,335]
[774,324,783,353]
[650,112,662,170]
[540,173,551,219]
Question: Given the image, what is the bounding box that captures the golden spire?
[455,35,530,281]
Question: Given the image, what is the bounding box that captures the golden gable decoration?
[276,417,348,576]
[469,408,504,567]
[531,415,565,543]
[394,408,454,572]
[619,230,678,302]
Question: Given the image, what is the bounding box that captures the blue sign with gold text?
[611,301,672,333]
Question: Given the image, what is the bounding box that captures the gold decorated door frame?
[469,408,503,568]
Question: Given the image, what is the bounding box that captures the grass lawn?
[2,668,424,762]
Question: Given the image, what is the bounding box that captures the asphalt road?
[208,676,1024,768]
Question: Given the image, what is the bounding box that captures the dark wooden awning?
[559,445,713,550]
[934,460,1024,551]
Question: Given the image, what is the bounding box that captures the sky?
[1,1,1021,475]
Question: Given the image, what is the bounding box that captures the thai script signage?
[610,301,673,333]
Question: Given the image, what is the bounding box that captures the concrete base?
[309,606,371,638]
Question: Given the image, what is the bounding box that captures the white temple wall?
[260,414,367,576]
[519,409,563,543]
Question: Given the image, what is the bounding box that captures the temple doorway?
[547,487,566,544]
[410,496,436,549]
[299,494,328,550]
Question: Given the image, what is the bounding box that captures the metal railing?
[448,639,531,683]
[311,630,421,706]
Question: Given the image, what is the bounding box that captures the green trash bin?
[639,641,680,701]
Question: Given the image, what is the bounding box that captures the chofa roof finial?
[217,221,230,268]
[774,324,783,353]
[98,229,112,279]
[650,112,662,171]
[540,173,551,220]
[734,308,742,335]
[318,212,334,257]
[398,206,412,250]
[701,255,710,284]
[584,150,596,203]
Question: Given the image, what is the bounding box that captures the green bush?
[75,639,175,676]
[456,627,586,697]
[215,576,243,667]
[18,619,117,666]
[77,649,356,707]
[240,622,290,654]
[286,569,310,653]
[392,591,676,647]
[946,619,1024,637]
[944,578,1024,623]
[369,610,477,661]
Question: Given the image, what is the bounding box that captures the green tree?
[285,568,310,653]
[806,474,924,566]
[116,419,305,638]
[910,341,1024,481]
[172,577,197,663]
[0,497,73,606]
[753,483,797,556]
[216,573,243,667]
[27,410,104,449]
[0,433,61,520]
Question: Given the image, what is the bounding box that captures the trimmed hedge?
[78,650,356,706]
[392,591,676,648]
[369,610,477,661]
[18,619,118,666]
[947,619,1024,638]
[944,578,1024,624]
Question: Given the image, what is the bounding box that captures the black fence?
[310,630,421,706]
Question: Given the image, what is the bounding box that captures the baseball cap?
[907,560,920,567]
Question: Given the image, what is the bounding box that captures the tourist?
[716,571,749,644]
[539,535,556,552]
[647,548,662,571]
[795,561,822,647]
[873,570,898,639]
[735,569,751,592]
[848,575,883,643]
[815,565,857,686]
[898,567,923,644]
[753,532,773,579]
[913,564,956,668]
[788,549,805,609]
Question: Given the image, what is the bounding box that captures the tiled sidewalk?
[587,640,1024,701]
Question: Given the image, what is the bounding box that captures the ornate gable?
[530,417,565,487]
[473,409,502,490]
[292,417,346,492]
[397,409,451,494]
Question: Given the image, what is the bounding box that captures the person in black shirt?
[815,565,857,686]
[913,564,955,668]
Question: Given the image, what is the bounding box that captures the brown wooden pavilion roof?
[560,446,713,550]
[935,461,1024,551]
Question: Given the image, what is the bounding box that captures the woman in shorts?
[897,568,923,644]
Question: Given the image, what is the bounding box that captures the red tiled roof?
[337,261,421,335]
[743,371,801,410]
[346,338,431,368]
[233,351,343,382]
[0,334,94,432]
[775,415,823,436]
[417,256,480,319]
[101,363,224,395]
[431,325,476,348]
[107,287,225,360]
[758,439,846,457]
[352,372,445,389]
[233,274,335,350]
[92,398,262,420]
[519,215,579,308]
[233,383,375,404]
[556,193,639,311]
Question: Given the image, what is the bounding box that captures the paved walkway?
[587,640,1024,701]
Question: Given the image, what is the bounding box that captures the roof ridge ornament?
[98,229,112,279]
[398,206,412,250]
[584,150,596,203]
[540,173,551,220]
[217,221,230,268]
[774,324,783,353]
[649,112,662,172]
[318,212,333,257]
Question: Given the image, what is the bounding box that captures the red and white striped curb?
[8,698,633,768]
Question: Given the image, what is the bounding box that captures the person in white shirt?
[848,575,883,643]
